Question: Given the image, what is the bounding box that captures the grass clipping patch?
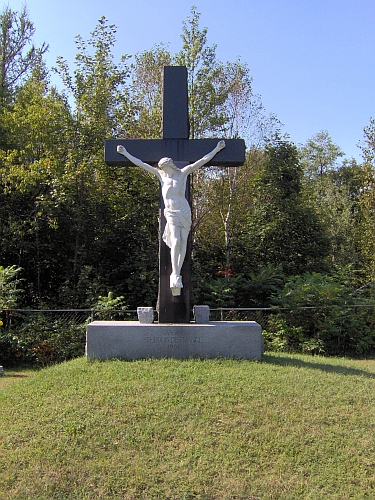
[0,355,375,499]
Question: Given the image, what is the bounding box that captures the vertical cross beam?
[162,66,189,140]
[158,66,191,323]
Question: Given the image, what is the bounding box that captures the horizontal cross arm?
[105,139,246,167]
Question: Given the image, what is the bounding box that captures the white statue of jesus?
[117,140,225,295]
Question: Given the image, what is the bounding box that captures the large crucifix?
[105,66,245,323]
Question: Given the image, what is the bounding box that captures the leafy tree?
[356,118,375,280]
[53,17,132,287]
[194,152,261,280]
[128,44,171,138]
[0,17,160,307]
[241,137,331,276]
[192,59,280,275]
[174,12,281,280]
[0,5,47,106]
[55,16,131,143]
[0,66,74,303]
[52,17,159,307]
[219,59,280,146]
[300,130,344,180]
[300,132,359,267]
[175,6,228,139]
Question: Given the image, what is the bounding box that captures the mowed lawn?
[0,354,374,499]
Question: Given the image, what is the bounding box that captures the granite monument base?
[86,321,263,361]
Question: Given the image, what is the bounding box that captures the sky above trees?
[7,0,375,160]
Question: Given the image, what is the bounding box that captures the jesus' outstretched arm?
[182,140,226,175]
[117,145,160,178]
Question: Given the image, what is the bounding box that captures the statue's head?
[158,157,179,171]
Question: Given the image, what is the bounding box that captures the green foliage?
[55,16,131,142]
[355,121,375,279]
[268,271,375,356]
[0,71,72,192]
[263,316,325,354]
[0,265,23,309]
[360,117,375,166]
[175,6,228,139]
[236,263,285,307]
[94,291,126,309]
[300,132,363,269]
[276,271,348,307]
[129,44,171,138]
[0,16,161,308]
[300,130,344,179]
[92,291,128,320]
[242,137,331,275]
[194,274,245,308]
[0,315,86,367]
[262,136,304,197]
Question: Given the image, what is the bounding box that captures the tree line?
[1,5,374,356]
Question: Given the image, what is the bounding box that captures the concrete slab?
[86,321,263,361]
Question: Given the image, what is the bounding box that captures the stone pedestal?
[136,307,154,324]
[86,321,263,361]
[193,305,210,324]
[0,366,4,376]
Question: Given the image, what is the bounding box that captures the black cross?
[105,66,245,323]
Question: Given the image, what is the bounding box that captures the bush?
[269,272,375,356]
[263,315,325,354]
[0,314,87,367]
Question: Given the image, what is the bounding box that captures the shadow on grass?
[262,353,375,378]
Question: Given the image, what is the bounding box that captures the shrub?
[269,272,375,356]
[263,315,325,354]
[0,314,87,367]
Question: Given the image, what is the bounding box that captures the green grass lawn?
[0,367,39,390]
[0,354,374,499]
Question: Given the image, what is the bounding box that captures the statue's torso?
[160,170,188,210]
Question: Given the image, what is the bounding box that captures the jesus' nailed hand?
[117,140,225,295]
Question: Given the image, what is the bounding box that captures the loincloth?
[163,200,191,249]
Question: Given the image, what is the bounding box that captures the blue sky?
[8,0,375,161]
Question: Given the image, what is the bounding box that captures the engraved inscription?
[145,335,202,350]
